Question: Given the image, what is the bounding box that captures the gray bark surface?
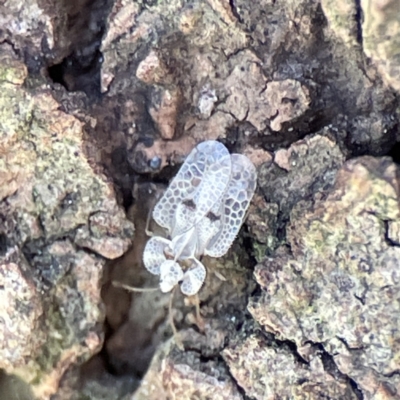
[0,0,400,399]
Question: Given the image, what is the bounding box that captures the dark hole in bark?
[47,0,112,98]
[387,141,400,164]
[0,234,9,256]
[47,61,65,86]
[48,50,103,98]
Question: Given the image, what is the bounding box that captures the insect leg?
[193,293,205,332]
[169,286,184,350]
[114,280,184,350]
[145,208,154,237]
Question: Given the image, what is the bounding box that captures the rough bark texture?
[0,0,400,399]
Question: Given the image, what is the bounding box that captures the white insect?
[143,140,257,296]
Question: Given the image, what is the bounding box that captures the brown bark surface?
[0,0,400,399]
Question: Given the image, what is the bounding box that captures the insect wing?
[170,226,200,261]
[180,258,206,296]
[153,140,231,235]
[185,149,231,228]
[143,236,172,275]
[172,154,231,237]
[193,199,223,257]
[205,154,257,257]
[159,260,184,293]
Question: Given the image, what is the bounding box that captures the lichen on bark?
[1,0,400,399]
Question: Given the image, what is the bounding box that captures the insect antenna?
[112,281,159,292]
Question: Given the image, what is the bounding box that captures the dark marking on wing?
[182,198,196,211]
[206,211,220,222]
